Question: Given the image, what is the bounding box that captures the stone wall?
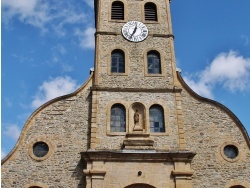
[1,76,93,187]
[93,90,179,150]
[102,161,175,188]
[178,73,250,188]
[94,0,175,89]
[96,36,173,89]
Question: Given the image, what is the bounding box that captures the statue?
[134,110,139,125]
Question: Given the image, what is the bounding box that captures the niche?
[129,103,146,133]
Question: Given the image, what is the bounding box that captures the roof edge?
[176,71,250,149]
[1,72,94,165]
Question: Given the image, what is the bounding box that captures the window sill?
[145,73,165,77]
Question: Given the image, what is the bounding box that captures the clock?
[122,21,148,42]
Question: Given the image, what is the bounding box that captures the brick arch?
[124,184,156,188]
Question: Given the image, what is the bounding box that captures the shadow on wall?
[72,159,87,188]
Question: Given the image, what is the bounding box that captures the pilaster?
[90,90,100,149]
[174,88,186,149]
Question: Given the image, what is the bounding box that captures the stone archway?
[125,183,156,188]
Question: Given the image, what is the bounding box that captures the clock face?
[122,21,148,42]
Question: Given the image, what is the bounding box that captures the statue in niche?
[134,109,139,125]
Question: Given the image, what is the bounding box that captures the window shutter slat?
[145,3,157,21]
[111,2,124,20]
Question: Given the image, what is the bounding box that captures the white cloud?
[2,0,38,15]
[52,44,66,55]
[183,76,214,99]
[75,27,96,49]
[61,63,74,73]
[2,0,95,49]
[1,150,7,159]
[2,0,50,32]
[2,0,90,35]
[84,0,94,8]
[241,35,249,46]
[31,76,78,108]
[3,124,21,141]
[183,51,250,98]
[4,98,13,107]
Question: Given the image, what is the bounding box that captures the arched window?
[111,104,126,132]
[147,51,161,74]
[230,186,245,188]
[111,49,125,73]
[149,105,165,132]
[144,3,158,21]
[111,1,124,20]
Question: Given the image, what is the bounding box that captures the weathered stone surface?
[1,0,250,188]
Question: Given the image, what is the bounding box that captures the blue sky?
[1,0,250,159]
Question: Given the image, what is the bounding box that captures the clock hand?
[130,23,138,38]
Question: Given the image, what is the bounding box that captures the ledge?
[90,87,182,93]
[171,170,194,177]
[83,170,106,176]
[81,150,196,162]
[126,133,150,138]
[123,139,154,146]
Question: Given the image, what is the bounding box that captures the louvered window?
[145,3,158,21]
[111,1,124,20]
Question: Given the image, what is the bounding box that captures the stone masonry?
[2,0,250,187]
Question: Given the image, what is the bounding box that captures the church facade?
[2,0,250,187]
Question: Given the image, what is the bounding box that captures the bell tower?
[83,1,195,187]
[93,0,178,89]
[2,1,250,187]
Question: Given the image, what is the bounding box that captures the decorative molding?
[81,150,196,162]
[91,86,182,93]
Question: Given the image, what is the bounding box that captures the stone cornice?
[81,150,196,162]
[91,86,182,93]
[95,31,174,39]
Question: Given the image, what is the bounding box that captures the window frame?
[144,2,158,22]
[109,0,127,22]
[28,137,55,162]
[107,101,128,136]
[144,50,164,77]
[149,105,165,133]
[108,47,128,76]
[110,104,127,133]
[111,49,125,74]
[147,51,161,74]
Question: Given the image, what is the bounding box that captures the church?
[2,0,250,187]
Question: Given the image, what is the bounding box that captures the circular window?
[28,138,54,161]
[220,142,241,162]
[33,142,49,157]
[224,145,239,159]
